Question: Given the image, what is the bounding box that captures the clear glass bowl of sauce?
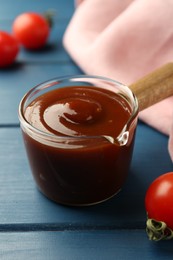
[19,75,138,206]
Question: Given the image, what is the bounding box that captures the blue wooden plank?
[0,230,173,260]
[0,0,74,20]
[0,64,82,124]
[0,124,171,226]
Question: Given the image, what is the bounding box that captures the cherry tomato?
[12,12,50,49]
[145,172,173,241]
[0,31,19,68]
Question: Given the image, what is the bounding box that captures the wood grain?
[130,63,173,111]
[0,230,172,260]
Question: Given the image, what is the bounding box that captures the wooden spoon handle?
[129,63,173,111]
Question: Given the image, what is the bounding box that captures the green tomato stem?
[146,218,173,241]
[43,9,56,28]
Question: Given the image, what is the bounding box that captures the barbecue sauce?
[22,86,136,205]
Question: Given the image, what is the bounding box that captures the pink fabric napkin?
[63,0,173,161]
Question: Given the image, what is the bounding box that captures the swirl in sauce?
[24,86,131,139]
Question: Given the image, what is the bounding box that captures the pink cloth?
[63,0,173,160]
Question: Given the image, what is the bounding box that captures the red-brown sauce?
[22,86,136,205]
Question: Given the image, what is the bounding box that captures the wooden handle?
[129,63,173,111]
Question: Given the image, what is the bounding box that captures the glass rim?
[18,74,139,143]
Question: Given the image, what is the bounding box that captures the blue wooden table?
[0,1,173,259]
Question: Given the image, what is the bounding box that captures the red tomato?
[145,172,173,241]
[0,31,19,68]
[12,12,50,49]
